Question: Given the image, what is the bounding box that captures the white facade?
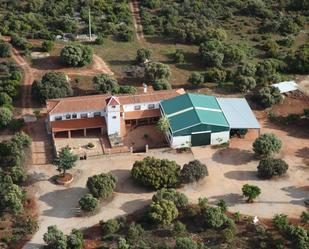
[210,131,230,145]
[49,109,105,122]
[106,99,121,135]
[122,101,160,112]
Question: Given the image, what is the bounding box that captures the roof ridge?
[187,93,203,124]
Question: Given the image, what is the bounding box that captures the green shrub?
[256,86,282,108]
[257,157,288,179]
[153,79,171,90]
[253,133,282,158]
[181,160,208,184]
[131,157,181,190]
[79,194,99,212]
[42,40,54,52]
[93,74,119,94]
[172,49,185,64]
[101,219,120,234]
[204,68,226,83]
[175,237,198,249]
[242,184,261,203]
[127,223,144,243]
[136,48,152,64]
[300,211,309,224]
[86,173,117,199]
[188,72,204,87]
[0,41,12,58]
[43,225,67,249]
[217,199,228,212]
[149,199,179,226]
[152,188,188,209]
[202,207,228,228]
[0,107,12,129]
[60,44,93,67]
[174,221,186,233]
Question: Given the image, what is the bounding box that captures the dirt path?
[129,0,145,42]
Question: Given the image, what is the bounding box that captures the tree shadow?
[120,199,151,214]
[145,36,177,45]
[22,242,44,249]
[31,56,65,71]
[109,169,153,194]
[39,187,87,218]
[208,193,244,206]
[295,147,309,159]
[108,60,133,66]
[26,171,49,185]
[224,170,259,181]
[282,185,309,202]
[212,148,254,165]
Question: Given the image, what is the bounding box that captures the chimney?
[143,83,147,93]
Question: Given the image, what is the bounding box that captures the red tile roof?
[47,89,185,115]
[51,117,106,132]
[124,109,161,120]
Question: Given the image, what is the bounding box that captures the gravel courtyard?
[24,119,308,248]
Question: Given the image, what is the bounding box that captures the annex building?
[46,89,260,149]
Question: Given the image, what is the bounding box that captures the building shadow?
[281,185,309,207]
[209,193,244,206]
[120,199,151,213]
[110,169,153,194]
[39,187,87,218]
[212,148,254,165]
[224,170,259,181]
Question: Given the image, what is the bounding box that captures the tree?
[256,86,282,108]
[202,206,228,228]
[149,199,178,226]
[217,199,228,212]
[0,107,12,129]
[223,44,246,65]
[200,51,224,67]
[11,131,32,149]
[53,146,78,176]
[60,44,93,67]
[67,229,83,249]
[156,117,170,133]
[10,34,32,50]
[242,184,261,203]
[86,173,117,199]
[0,92,13,106]
[42,40,54,52]
[236,63,256,77]
[188,72,204,87]
[152,188,188,209]
[43,225,67,249]
[181,160,208,184]
[172,49,185,64]
[289,44,309,74]
[203,68,226,83]
[257,157,289,179]
[145,62,171,84]
[175,237,198,249]
[95,34,105,45]
[92,74,119,94]
[31,72,73,103]
[131,157,181,190]
[136,48,152,64]
[79,194,99,212]
[253,133,282,158]
[153,79,171,90]
[0,41,12,58]
[235,75,256,92]
[101,219,120,234]
[118,85,137,94]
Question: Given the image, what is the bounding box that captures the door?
[191,132,211,146]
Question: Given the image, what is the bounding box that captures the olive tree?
[60,44,93,67]
[256,86,282,108]
[152,188,188,209]
[136,48,152,64]
[42,40,54,52]
[257,157,289,179]
[181,160,208,184]
[43,225,67,249]
[156,116,170,133]
[144,62,171,89]
[131,157,181,190]
[235,75,256,93]
[175,237,198,249]
[202,207,228,228]
[93,74,119,94]
[53,146,78,177]
[0,107,12,129]
[79,194,99,212]
[242,184,261,203]
[188,72,204,87]
[86,173,117,199]
[253,133,282,158]
[0,41,12,58]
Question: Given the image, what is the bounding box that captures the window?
[134,105,141,110]
[148,104,155,109]
[80,113,88,118]
[111,105,116,108]
[94,112,101,117]
[55,116,62,121]
[112,116,117,119]
[65,114,71,119]
[72,113,77,119]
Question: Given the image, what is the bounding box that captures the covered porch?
[123,109,161,127]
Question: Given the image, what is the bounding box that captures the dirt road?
[129,0,144,42]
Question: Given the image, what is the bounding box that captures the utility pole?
[88,6,92,40]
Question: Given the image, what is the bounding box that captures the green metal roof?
[160,93,229,133]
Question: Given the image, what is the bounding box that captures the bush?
[0,92,13,106]
[253,133,282,158]
[131,157,181,190]
[174,221,186,233]
[31,72,73,103]
[43,225,67,249]
[202,207,228,228]
[204,68,226,83]
[95,34,105,45]
[153,79,171,90]
[200,51,224,67]
[188,72,204,87]
[175,237,198,249]
[86,173,117,199]
[0,107,13,129]
[156,117,170,133]
[223,44,246,65]
[79,194,99,212]
[0,41,12,58]
[300,211,309,224]
[93,74,119,94]
[217,199,228,212]
[256,86,283,108]
[10,34,32,50]
[181,160,208,184]
[257,157,288,179]
[149,199,179,226]
[41,40,54,52]
[127,223,144,243]
[242,184,261,203]
[145,62,171,84]
[152,188,188,209]
[60,44,93,67]
[101,219,120,234]
[67,229,83,249]
[172,49,185,64]
[136,48,152,64]
[235,75,256,92]
[118,85,137,94]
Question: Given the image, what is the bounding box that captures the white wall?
[123,101,160,112]
[49,109,105,121]
[210,131,230,145]
[171,135,191,149]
